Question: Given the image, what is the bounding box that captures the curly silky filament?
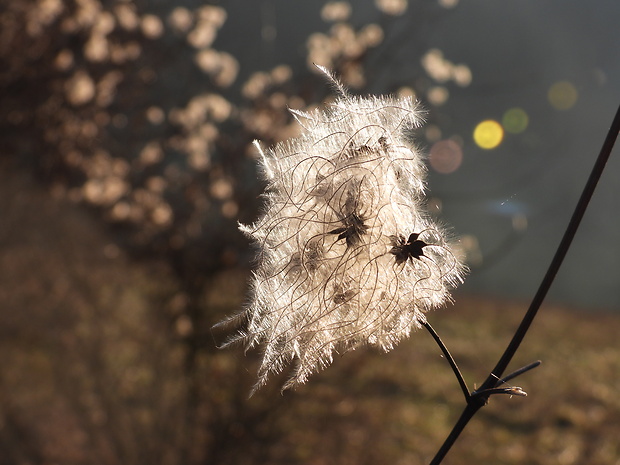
[222,67,466,393]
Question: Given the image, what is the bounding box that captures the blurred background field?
[1,0,619,464]
[2,168,619,464]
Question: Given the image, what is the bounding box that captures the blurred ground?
[1,160,619,465]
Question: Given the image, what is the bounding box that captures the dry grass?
[214,291,620,465]
[1,163,619,465]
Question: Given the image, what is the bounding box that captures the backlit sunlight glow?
[502,107,529,134]
[430,139,463,174]
[473,119,503,149]
[548,81,578,110]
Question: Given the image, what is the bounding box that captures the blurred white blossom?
[226,69,465,392]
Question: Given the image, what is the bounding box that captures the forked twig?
[471,361,541,400]
[428,103,620,465]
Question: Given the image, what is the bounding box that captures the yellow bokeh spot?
[502,107,529,134]
[548,81,578,110]
[473,120,503,149]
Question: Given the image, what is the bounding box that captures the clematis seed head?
[221,68,466,393]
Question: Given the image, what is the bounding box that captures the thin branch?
[422,320,470,402]
[429,360,540,465]
[428,102,620,465]
[495,360,541,386]
[471,361,541,399]
[429,404,480,465]
[474,386,528,397]
[483,104,620,387]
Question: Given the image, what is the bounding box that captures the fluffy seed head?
[225,70,466,393]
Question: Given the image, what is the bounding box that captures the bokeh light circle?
[429,139,463,174]
[502,107,529,134]
[473,120,503,149]
[548,81,578,110]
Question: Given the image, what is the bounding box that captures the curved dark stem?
[482,102,620,389]
[422,320,470,402]
[429,102,620,465]
[429,403,481,465]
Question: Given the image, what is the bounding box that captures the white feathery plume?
[224,69,466,393]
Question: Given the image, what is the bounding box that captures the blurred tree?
[0,1,471,463]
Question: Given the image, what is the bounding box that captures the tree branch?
[428,102,620,465]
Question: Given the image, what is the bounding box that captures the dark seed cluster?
[390,233,429,265]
